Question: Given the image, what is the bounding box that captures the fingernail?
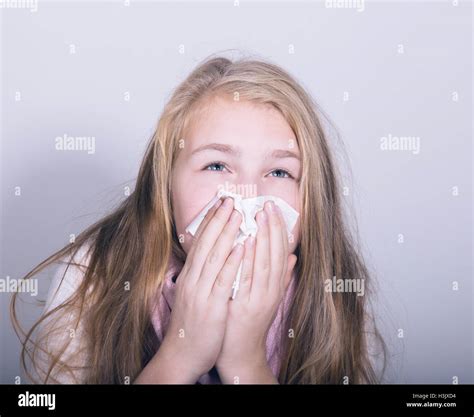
[258,210,267,223]
[223,197,234,208]
[267,201,275,212]
[214,199,223,209]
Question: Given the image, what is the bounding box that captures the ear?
[284,254,297,292]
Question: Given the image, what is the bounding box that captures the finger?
[276,205,289,258]
[187,197,223,258]
[265,201,287,295]
[178,197,223,285]
[250,208,270,300]
[186,197,235,283]
[234,235,256,302]
[198,209,243,295]
[284,254,297,293]
[210,243,244,302]
[276,204,290,292]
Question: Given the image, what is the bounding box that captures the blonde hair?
[11,53,386,384]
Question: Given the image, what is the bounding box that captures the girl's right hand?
[158,196,244,382]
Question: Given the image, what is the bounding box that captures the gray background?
[1,0,472,383]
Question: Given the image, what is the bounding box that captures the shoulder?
[44,242,93,314]
[34,242,94,384]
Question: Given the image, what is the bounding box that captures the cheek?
[288,218,301,254]
[172,178,220,254]
[276,190,301,254]
[260,179,299,208]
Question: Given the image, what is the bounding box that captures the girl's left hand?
[215,200,297,384]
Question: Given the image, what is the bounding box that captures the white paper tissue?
[185,189,299,299]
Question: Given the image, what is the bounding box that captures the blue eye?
[204,162,226,172]
[203,163,293,179]
[270,169,293,179]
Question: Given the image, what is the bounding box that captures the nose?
[221,172,261,199]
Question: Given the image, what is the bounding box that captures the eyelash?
[203,162,294,179]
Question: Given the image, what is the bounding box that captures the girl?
[11,54,386,384]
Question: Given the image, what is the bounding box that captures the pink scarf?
[150,252,296,384]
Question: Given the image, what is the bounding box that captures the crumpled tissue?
[185,189,299,299]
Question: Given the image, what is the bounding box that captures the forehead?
[184,95,297,151]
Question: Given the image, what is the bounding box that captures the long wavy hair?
[11,53,386,384]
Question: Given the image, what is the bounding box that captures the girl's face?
[171,94,301,255]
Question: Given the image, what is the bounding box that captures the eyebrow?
[190,142,301,160]
[190,143,241,157]
[270,149,301,161]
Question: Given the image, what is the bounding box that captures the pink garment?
[150,252,296,384]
